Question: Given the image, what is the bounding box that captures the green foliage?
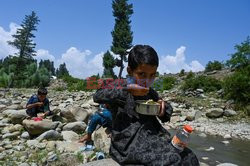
[0,69,12,88]
[111,0,133,78]
[102,50,116,78]
[223,65,250,108]
[186,71,195,79]
[56,63,69,78]
[226,36,250,69]
[182,75,222,92]
[179,69,185,77]
[152,76,177,92]
[205,60,224,72]
[8,11,40,58]
[39,59,55,75]
[7,11,40,86]
[62,75,89,91]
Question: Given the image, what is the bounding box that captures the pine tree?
[111,0,133,78]
[102,50,116,78]
[8,11,40,86]
[56,63,69,78]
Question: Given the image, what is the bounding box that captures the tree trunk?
[118,55,124,79]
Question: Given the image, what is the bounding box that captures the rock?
[19,163,30,166]
[36,130,62,141]
[6,104,22,110]
[194,110,202,120]
[60,106,89,123]
[62,121,87,134]
[2,131,20,139]
[22,119,60,135]
[221,140,230,145]
[206,108,224,118]
[224,109,237,117]
[0,147,5,152]
[46,141,56,151]
[198,133,207,138]
[216,163,238,166]
[81,103,91,109]
[61,131,79,142]
[196,89,204,93]
[55,141,82,152]
[0,104,6,111]
[93,127,111,154]
[21,132,30,139]
[80,158,119,166]
[223,134,232,140]
[47,153,58,162]
[3,109,28,124]
[27,140,39,148]
[205,146,215,151]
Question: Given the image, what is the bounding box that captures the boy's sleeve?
[26,95,35,107]
[158,101,173,123]
[93,79,128,106]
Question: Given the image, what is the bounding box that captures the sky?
[0,0,249,79]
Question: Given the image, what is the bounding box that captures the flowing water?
[169,130,250,166]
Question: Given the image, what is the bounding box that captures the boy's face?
[127,64,157,88]
[38,94,46,102]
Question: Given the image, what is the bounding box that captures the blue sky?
[0,0,249,78]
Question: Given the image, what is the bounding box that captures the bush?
[152,76,176,92]
[179,69,185,77]
[223,65,250,107]
[205,60,224,72]
[182,75,222,92]
[62,75,89,91]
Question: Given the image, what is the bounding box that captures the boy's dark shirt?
[93,79,199,166]
[26,95,50,114]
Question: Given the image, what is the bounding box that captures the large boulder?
[93,127,111,154]
[61,131,79,142]
[22,119,60,135]
[62,122,87,134]
[60,106,89,123]
[2,109,28,124]
[206,108,224,118]
[80,159,119,166]
[36,130,62,141]
[224,109,237,117]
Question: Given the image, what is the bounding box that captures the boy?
[26,87,52,118]
[93,45,199,165]
[79,104,112,143]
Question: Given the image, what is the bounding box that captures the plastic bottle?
[171,125,193,152]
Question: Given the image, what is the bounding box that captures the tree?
[7,11,40,86]
[39,59,55,75]
[226,36,250,70]
[205,60,224,72]
[102,51,116,78]
[56,63,69,78]
[111,0,133,78]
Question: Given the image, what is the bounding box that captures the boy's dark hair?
[128,45,159,71]
[38,87,47,95]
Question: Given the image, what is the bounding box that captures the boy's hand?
[127,84,149,96]
[36,102,44,107]
[157,100,165,117]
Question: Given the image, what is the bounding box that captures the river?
[169,130,250,166]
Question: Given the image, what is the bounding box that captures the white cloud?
[56,47,104,79]
[36,49,55,62]
[158,46,204,74]
[0,23,19,58]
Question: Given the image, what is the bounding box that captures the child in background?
[79,104,112,143]
[26,87,53,118]
[93,45,199,165]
